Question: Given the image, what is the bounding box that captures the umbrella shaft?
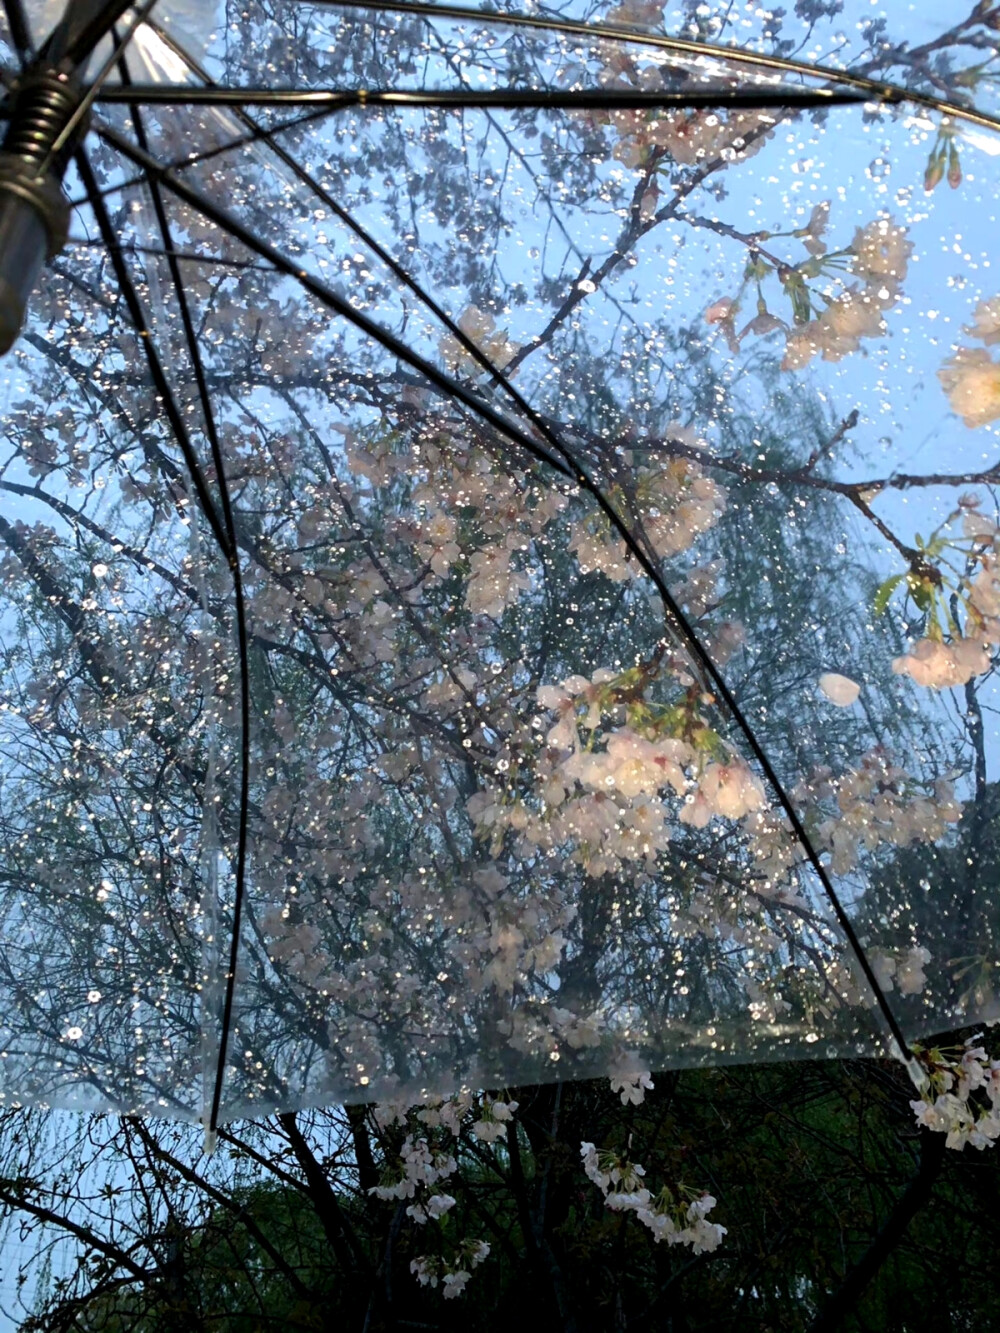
[0,65,87,353]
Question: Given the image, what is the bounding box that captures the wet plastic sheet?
[0,0,997,1121]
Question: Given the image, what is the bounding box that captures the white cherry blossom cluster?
[870,945,933,997]
[939,295,1000,428]
[363,1107,496,1298]
[705,214,911,367]
[410,1240,491,1299]
[743,807,804,899]
[781,219,912,369]
[586,0,770,166]
[795,750,961,878]
[471,1095,520,1143]
[406,1192,457,1225]
[439,303,521,375]
[569,456,725,581]
[910,1035,1000,1151]
[415,1092,474,1136]
[497,1003,603,1058]
[467,663,809,1016]
[365,1092,523,1282]
[890,501,1000,689]
[608,102,774,171]
[368,1133,457,1201]
[580,1143,726,1252]
[610,1067,655,1106]
[892,634,994,689]
[413,508,460,577]
[475,734,765,878]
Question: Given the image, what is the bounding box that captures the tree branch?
[807,1129,947,1333]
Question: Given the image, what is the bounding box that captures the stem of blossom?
[846,492,940,584]
[807,1129,946,1333]
[802,408,859,474]
[681,212,791,272]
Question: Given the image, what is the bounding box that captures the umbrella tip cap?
[0,190,55,354]
[0,278,26,355]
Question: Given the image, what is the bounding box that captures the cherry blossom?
[803,750,962,877]
[850,219,913,284]
[406,1192,456,1224]
[818,672,861,706]
[581,1143,726,1252]
[610,1068,655,1106]
[411,1240,491,1298]
[892,635,992,689]
[471,1096,519,1143]
[799,200,830,256]
[696,762,766,820]
[439,304,521,375]
[965,295,1000,345]
[938,346,1000,428]
[911,1037,1000,1151]
[465,541,532,618]
[610,105,775,170]
[871,946,933,996]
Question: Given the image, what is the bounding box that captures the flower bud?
[948,143,962,189]
[924,152,945,193]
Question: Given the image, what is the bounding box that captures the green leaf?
[781,270,813,324]
[873,572,905,616]
[907,573,936,613]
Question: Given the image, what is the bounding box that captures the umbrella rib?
[140,21,583,451]
[101,20,598,490]
[48,0,141,66]
[115,70,253,1140]
[63,106,356,209]
[135,27,661,547]
[37,0,162,175]
[67,236,275,270]
[95,124,574,482]
[95,121,914,1067]
[72,148,234,565]
[88,85,868,109]
[312,0,1000,134]
[1,0,31,61]
[67,164,247,1126]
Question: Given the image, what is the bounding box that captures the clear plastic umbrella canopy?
[0,0,998,1132]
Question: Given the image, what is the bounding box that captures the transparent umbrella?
[0,0,997,1141]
